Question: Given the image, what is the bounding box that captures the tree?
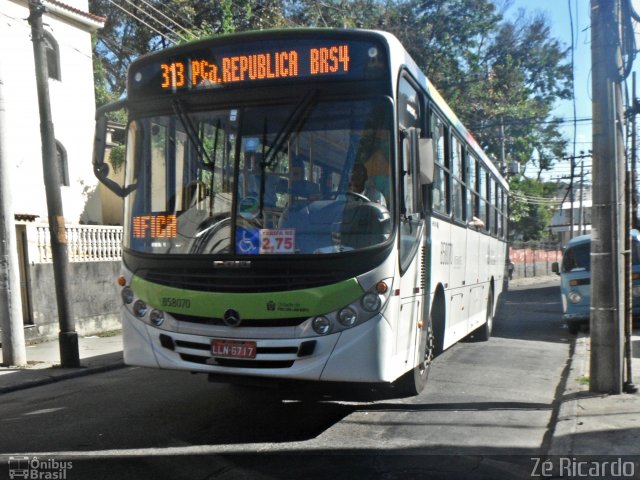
[284,1,572,178]
[508,177,558,241]
[90,0,288,96]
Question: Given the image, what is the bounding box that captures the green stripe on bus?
[130,276,364,319]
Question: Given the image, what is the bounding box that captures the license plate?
[211,339,257,359]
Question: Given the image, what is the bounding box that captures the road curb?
[0,361,126,395]
[548,334,589,455]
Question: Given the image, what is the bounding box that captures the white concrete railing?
[28,224,123,263]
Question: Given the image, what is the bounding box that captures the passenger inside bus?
[289,155,320,202]
[278,155,329,252]
[240,151,280,208]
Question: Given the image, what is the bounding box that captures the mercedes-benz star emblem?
[223,308,242,327]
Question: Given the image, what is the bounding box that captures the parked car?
[552,230,640,334]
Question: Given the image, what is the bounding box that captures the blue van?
[552,230,640,334]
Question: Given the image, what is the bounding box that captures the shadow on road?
[494,283,568,344]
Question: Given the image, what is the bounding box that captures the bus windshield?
[123,97,393,256]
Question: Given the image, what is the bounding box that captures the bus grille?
[172,313,308,327]
[180,354,295,369]
[160,334,314,370]
[139,269,339,293]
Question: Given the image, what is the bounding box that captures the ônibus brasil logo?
[9,456,72,479]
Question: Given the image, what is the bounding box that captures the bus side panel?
[448,222,468,341]
[430,218,454,350]
[465,228,484,333]
[493,238,507,298]
[479,233,496,319]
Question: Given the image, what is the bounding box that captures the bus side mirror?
[417,137,434,185]
[93,98,135,198]
[552,262,560,275]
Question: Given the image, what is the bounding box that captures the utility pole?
[590,0,625,394]
[569,155,575,239]
[632,73,638,230]
[0,62,27,367]
[28,0,79,368]
[624,76,638,394]
[560,152,591,238]
[578,161,585,235]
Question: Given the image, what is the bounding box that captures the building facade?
[0,1,123,341]
[1,0,105,224]
[549,184,593,247]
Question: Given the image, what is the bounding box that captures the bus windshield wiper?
[262,89,317,168]
[257,90,317,216]
[172,99,214,169]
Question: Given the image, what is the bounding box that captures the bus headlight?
[302,278,393,338]
[133,300,148,318]
[568,291,582,304]
[361,292,382,312]
[121,287,134,305]
[633,285,640,297]
[338,307,358,327]
[150,309,165,326]
[312,316,332,335]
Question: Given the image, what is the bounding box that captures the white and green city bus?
[93,28,508,395]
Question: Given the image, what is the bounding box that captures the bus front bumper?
[121,308,399,384]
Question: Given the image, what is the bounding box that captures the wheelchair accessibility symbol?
[236,227,259,254]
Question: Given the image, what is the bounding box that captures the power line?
[119,0,187,43]
[509,193,564,206]
[568,0,578,163]
[106,0,178,45]
[152,0,199,32]
[132,0,192,42]
[469,116,593,132]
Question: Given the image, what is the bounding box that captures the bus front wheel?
[394,315,435,396]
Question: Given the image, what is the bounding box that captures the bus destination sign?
[161,45,350,90]
[130,38,385,98]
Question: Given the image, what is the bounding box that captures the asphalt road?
[0,279,572,480]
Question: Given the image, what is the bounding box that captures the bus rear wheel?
[394,316,435,396]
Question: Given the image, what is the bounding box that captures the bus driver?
[349,163,387,207]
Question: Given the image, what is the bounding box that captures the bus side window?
[451,135,464,222]
[432,115,449,216]
[478,165,487,229]
[467,153,478,222]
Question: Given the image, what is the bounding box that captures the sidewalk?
[549,332,640,456]
[509,275,640,455]
[0,332,124,394]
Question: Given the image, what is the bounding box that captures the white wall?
[0,0,103,224]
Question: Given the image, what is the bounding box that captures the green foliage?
[108,144,126,173]
[89,0,288,99]
[508,176,558,241]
